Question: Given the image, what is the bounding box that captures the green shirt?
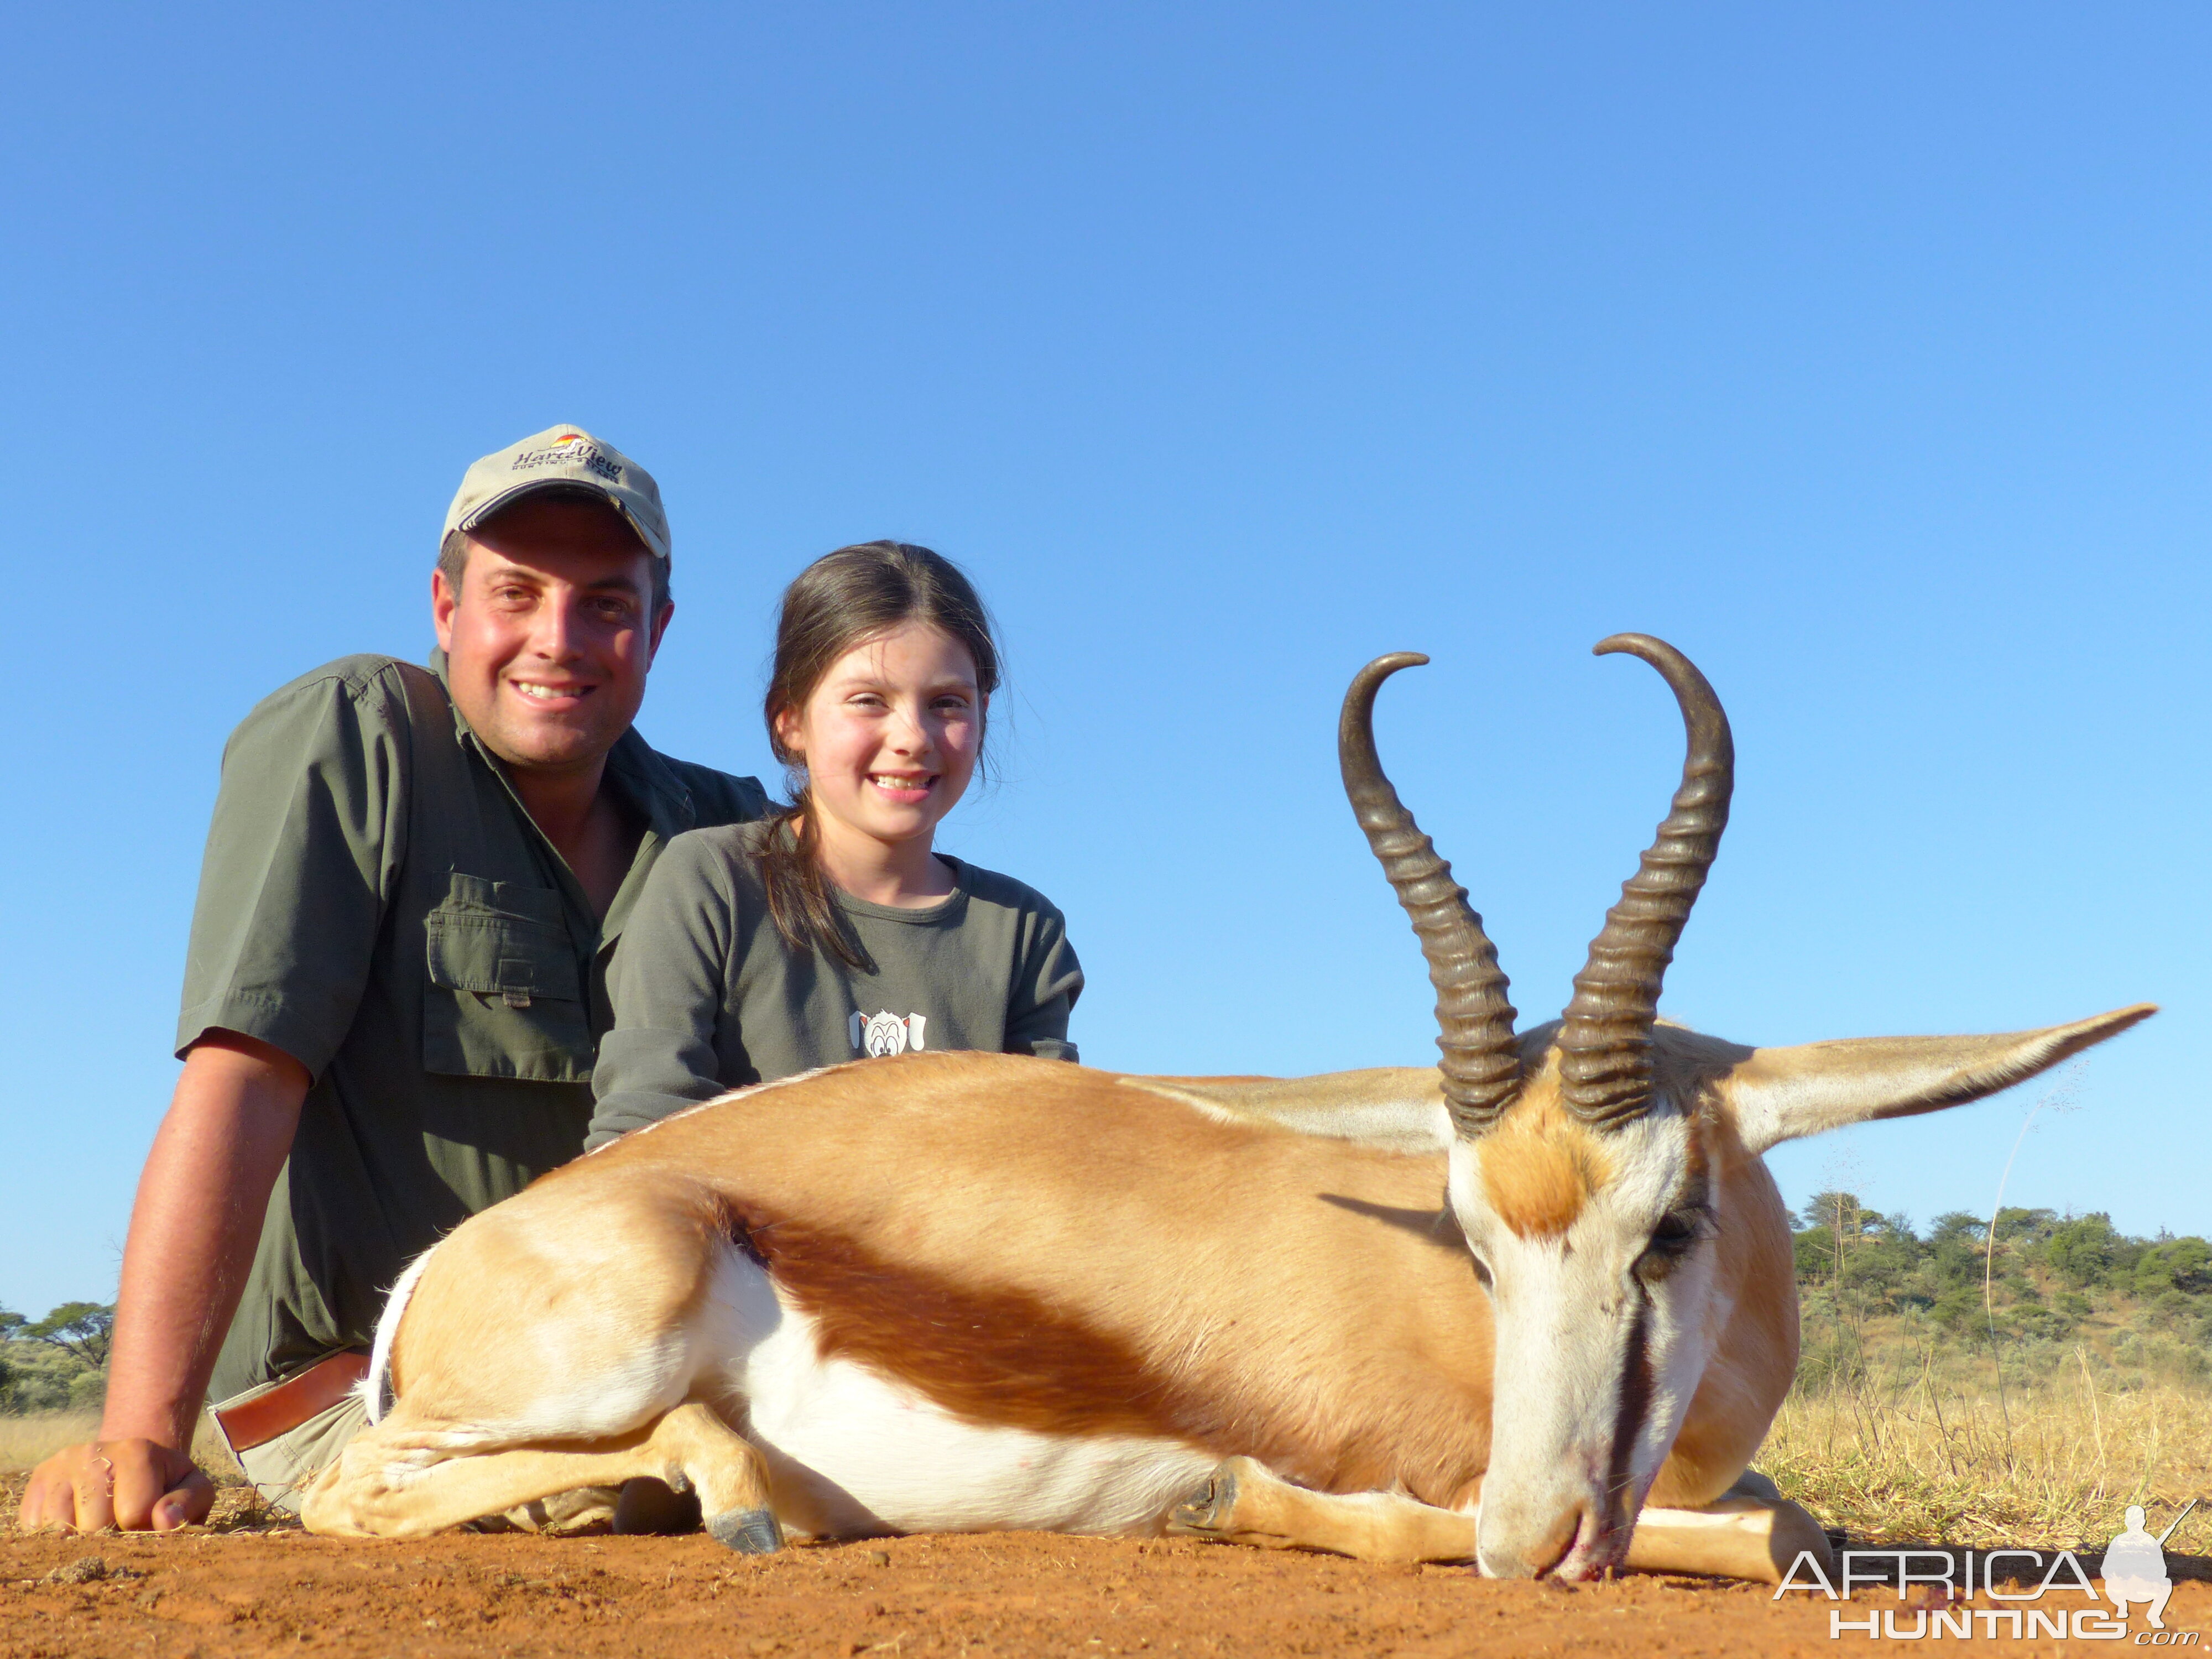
[178,654,767,1398]
[583,820,1083,1150]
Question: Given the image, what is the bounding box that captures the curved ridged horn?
[1340,653,1521,1136]
[1556,635,1734,1128]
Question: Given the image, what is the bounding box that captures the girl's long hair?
[757,541,1001,970]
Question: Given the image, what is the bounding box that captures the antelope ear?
[1719,1004,2156,1155]
[1119,1068,1453,1153]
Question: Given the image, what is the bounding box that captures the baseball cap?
[444,425,671,561]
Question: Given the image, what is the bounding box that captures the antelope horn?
[1339,653,1521,1136]
[1557,634,1734,1128]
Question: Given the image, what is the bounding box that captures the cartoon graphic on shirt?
[851,1010,928,1057]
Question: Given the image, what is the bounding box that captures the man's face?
[431,495,672,775]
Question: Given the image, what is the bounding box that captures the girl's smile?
[868,771,937,805]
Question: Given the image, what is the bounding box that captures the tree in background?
[2136,1235,2212,1297]
[1787,1197,2212,1390]
[0,1300,116,1412]
[2046,1213,2123,1288]
[23,1303,114,1370]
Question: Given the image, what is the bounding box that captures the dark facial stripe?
[1605,1300,1656,1530]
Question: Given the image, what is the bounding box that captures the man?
[20,426,766,1531]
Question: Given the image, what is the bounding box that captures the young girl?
[585,541,1082,1150]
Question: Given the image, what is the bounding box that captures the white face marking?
[1447,1099,1719,1579]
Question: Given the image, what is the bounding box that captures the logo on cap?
[511,433,623,483]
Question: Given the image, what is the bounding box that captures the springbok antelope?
[303,635,2151,1582]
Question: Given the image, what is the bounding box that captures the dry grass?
[1762,1364,2212,1552]
[0,1410,101,1473]
[0,1410,265,1538]
[0,1410,242,1480]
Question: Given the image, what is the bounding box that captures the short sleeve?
[587,831,744,1150]
[175,663,410,1077]
[1004,898,1084,1064]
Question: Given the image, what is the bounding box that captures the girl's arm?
[586,833,745,1149]
[1003,899,1085,1062]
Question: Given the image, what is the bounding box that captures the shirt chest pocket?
[421,874,596,1083]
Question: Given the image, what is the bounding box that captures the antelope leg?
[1166,1459,1833,1584]
[1165,1456,1479,1564]
[479,1485,625,1535]
[302,1401,782,1550]
[1625,1472,1834,1584]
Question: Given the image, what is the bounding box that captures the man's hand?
[16,1030,309,1533]
[17,1439,214,1532]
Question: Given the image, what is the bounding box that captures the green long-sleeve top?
[585,820,1083,1149]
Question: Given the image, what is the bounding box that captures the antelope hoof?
[1166,1463,1243,1538]
[706,1506,785,1554]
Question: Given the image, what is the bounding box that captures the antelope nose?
[1482,1503,1584,1579]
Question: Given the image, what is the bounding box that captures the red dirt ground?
[4,1488,2208,1658]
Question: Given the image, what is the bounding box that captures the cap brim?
[460,478,670,559]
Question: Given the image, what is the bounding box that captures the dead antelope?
[304,635,2151,1582]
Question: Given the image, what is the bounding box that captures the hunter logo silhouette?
[2103,1500,2195,1630]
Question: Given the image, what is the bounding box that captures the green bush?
[1932,1286,1984,1331]
[2047,1213,2121,1287]
[2135,1237,2212,1297]
[1786,1203,2211,1391]
[0,1301,113,1415]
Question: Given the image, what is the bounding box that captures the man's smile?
[510,680,598,702]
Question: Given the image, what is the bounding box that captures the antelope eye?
[1637,1209,1708,1280]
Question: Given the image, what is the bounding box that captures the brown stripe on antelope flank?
[721,1199,1478,1497]
[726,1201,1224,1444]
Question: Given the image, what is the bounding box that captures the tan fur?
[309,1401,774,1541]
[310,1005,2147,1580]
[1474,1070,1615,1240]
[323,1048,1741,1534]
[542,1054,1499,1503]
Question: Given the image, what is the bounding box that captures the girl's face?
[776,621,983,854]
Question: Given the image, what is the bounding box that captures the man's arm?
[584,832,740,1150]
[17,1031,309,1532]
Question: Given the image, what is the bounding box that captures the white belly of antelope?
[704,1244,1216,1539]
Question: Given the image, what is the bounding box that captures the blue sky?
[3,5,2205,1316]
